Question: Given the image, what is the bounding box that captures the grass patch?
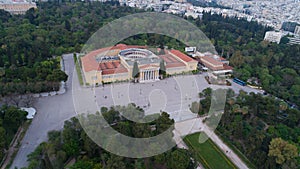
[184,132,237,169]
[215,131,257,169]
[73,54,84,86]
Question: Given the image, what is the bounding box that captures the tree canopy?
[26,105,195,169]
[0,106,27,161]
[216,91,300,168]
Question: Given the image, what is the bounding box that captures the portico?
[139,68,159,82]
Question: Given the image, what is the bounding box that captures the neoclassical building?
[81,44,198,85]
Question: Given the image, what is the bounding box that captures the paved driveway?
[10,54,77,169]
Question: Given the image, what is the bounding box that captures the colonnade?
[139,69,159,82]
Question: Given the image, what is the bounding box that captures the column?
[152,70,154,80]
[143,71,145,81]
[146,71,148,81]
[139,71,142,81]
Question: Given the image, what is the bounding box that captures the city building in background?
[264,31,283,44]
[294,25,300,36]
[0,0,36,14]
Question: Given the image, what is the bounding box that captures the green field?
[74,54,84,86]
[184,133,237,169]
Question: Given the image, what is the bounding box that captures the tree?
[0,127,5,160]
[226,88,235,98]
[106,155,126,169]
[155,112,174,134]
[190,101,201,114]
[241,106,249,115]
[167,149,190,169]
[279,101,288,111]
[227,98,235,106]
[268,138,298,165]
[62,118,81,157]
[159,59,166,77]
[65,20,71,31]
[70,160,95,169]
[132,61,139,81]
[25,8,36,24]
[203,88,212,96]
[229,50,244,68]
[102,108,119,124]
[2,106,27,133]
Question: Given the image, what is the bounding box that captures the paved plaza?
[11,54,262,169]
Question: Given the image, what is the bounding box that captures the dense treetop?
[0,1,143,96]
[213,89,300,168]
[0,2,299,107]
[0,106,27,161]
[25,105,196,169]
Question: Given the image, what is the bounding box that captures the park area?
[184,132,237,169]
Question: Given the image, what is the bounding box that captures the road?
[10,54,77,169]
[11,55,262,168]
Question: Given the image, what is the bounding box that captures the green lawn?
[184,133,237,169]
[73,54,84,86]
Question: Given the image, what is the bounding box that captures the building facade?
[0,2,37,15]
[264,31,283,44]
[288,35,300,45]
[294,25,300,36]
[196,52,233,76]
[81,44,198,85]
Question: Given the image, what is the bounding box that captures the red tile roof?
[99,61,128,75]
[159,54,186,68]
[199,56,233,71]
[200,56,223,67]
[169,49,196,62]
[81,44,147,72]
[81,47,110,72]
[219,57,227,61]
[223,64,233,70]
[105,62,114,69]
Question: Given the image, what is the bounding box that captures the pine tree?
[132,61,139,79]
